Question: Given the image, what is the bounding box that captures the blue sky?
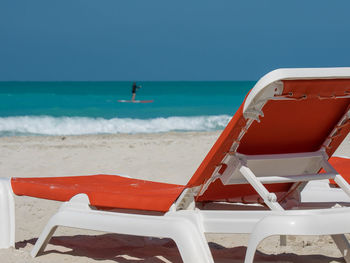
[1,1,349,81]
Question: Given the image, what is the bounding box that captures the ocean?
[0,81,254,136]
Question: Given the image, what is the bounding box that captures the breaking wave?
[0,115,231,136]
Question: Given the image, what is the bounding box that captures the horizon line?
[0,79,256,83]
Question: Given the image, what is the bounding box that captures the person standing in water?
[131,82,141,101]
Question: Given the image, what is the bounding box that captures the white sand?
[0,132,349,263]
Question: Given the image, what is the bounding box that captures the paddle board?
[117,100,154,103]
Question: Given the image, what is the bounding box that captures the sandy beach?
[0,131,349,263]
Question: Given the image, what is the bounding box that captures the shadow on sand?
[16,233,344,263]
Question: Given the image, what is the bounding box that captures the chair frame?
[2,150,350,263]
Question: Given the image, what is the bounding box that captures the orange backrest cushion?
[192,79,350,202]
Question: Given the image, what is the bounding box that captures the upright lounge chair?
[1,68,350,263]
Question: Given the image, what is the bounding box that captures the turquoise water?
[0,81,253,136]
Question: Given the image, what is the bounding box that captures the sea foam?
[0,115,231,136]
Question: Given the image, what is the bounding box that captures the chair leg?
[244,231,264,263]
[331,234,350,263]
[166,213,214,263]
[31,223,58,257]
[280,235,287,246]
[0,178,15,248]
[244,210,350,263]
[32,194,214,263]
[244,217,294,263]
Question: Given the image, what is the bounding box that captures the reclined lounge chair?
[1,67,350,263]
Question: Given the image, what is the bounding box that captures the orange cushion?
[11,175,185,212]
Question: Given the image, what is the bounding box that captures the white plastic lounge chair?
[1,67,350,263]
